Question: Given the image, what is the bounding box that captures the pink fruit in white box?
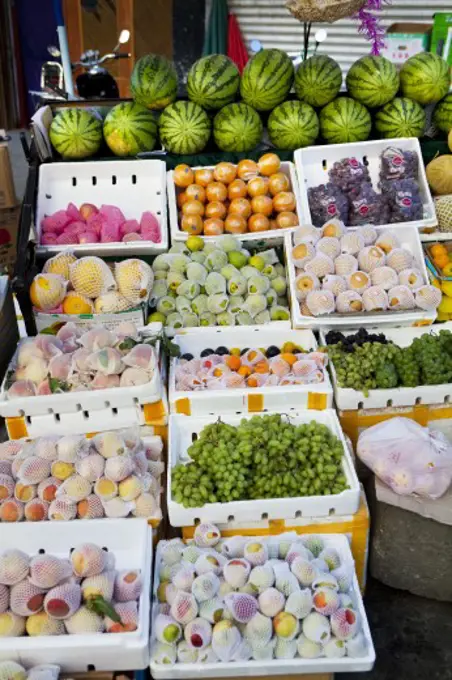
[44,583,81,619]
[184,617,212,649]
[29,554,72,589]
[71,543,107,577]
[224,593,257,623]
[80,203,98,221]
[10,579,45,617]
[0,550,29,585]
[330,606,359,640]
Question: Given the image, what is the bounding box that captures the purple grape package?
[348,183,390,226]
[307,182,349,227]
[329,157,371,194]
[385,178,423,224]
[380,147,419,183]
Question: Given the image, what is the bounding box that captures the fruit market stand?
[4,12,452,680]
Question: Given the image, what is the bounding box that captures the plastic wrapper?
[379,147,419,183]
[307,183,348,228]
[348,184,390,226]
[329,157,371,194]
[357,417,452,499]
[385,178,423,224]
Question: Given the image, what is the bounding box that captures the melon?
[268,100,319,150]
[159,101,211,154]
[187,55,240,110]
[400,53,450,105]
[294,55,342,108]
[49,109,102,159]
[240,49,294,111]
[213,103,263,152]
[131,54,178,110]
[346,56,399,108]
[320,97,371,144]
[375,97,426,139]
[433,93,452,133]
[103,102,157,156]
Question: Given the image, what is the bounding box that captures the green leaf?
[49,377,71,393]
[86,595,122,623]
[118,337,138,351]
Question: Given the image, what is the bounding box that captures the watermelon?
[159,101,211,154]
[375,97,426,139]
[294,55,342,108]
[131,54,178,110]
[400,53,450,105]
[49,108,102,159]
[346,56,399,108]
[187,55,240,110]
[268,100,319,150]
[320,97,371,144]
[103,102,157,156]
[240,49,294,111]
[433,93,452,133]
[213,103,263,152]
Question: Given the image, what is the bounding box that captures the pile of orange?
[429,243,452,276]
[173,153,299,236]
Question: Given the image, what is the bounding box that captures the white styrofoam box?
[320,322,452,410]
[36,159,168,256]
[150,533,375,678]
[420,231,452,243]
[34,306,146,333]
[285,226,437,330]
[169,326,333,415]
[164,320,292,339]
[168,161,302,243]
[294,138,436,230]
[168,409,360,527]
[0,518,152,671]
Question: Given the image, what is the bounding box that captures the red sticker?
[359,205,369,216]
[327,204,337,215]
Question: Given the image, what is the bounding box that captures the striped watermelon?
[294,55,342,108]
[49,108,102,159]
[268,101,319,150]
[240,49,294,111]
[375,97,426,139]
[346,56,399,108]
[159,101,211,154]
[131,54,178,110]
[320,97,371,144]
[433,93,452,133]
[400,53,450,105]
[187,55,240,110]
[213,103,263,152]
[103,102,157,156]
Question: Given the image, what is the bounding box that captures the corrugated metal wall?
[228,0,448,73]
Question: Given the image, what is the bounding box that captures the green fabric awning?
[203,0,229,56]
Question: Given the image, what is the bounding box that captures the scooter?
[36,29,131,101]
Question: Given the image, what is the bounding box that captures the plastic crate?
[285,226,437,329]
[150,533,375,678]
[0,518,152,671]
[320,322,452,411]
[35,159,168,256]
[169,326,333,415]
[168,161,302,243]
[167,409,360,527]
[294,138,436,230]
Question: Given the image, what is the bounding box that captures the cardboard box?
[0,131,17,209]
[0,204,19,274]
[431,13,452,65]
[381,23,432,65]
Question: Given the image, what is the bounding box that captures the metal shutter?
[228,0,449,74]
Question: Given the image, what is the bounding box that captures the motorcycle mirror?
[48,45,61,57]
[118,29,130,44]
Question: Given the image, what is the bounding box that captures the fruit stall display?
[424,242,452,320]
[46,50,452,161]
[150,526,375,676]
[148,236,290,331]
[0,429,163,523]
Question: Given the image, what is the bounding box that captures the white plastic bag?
[357,417,452,499]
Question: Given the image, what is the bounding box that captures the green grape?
[191,294,208,316]
[175,295,192,314]
[243,294,267,318]
[375,362,398,389]
[205,272,227,296]
[199,311,216,326]
[205,249,228,272]
[156,295,176,315]
[186,262,207,284]
[165,312,183,329]
[247,275,270,295]
[207,294,229,314]
[227,275,247,296]
[176,280,200,300]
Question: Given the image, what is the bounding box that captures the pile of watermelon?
[48,49,452,160]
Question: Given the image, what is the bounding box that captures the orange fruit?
[174,164,194,188]
[214,162,237,185]
[273,191,296,213]
[181,214,203,235]
[225,214,247,234]
[182,200,205,217]
[269,219,278,230]
[237,159,259,182]
[206,182,227,202]
[258,153,281,176]
[62,292,94,315]
[185,184,206,203]
[276,211,298,229]
[204,218,224,236]
[229,198,252,219]
[195,168,214,187]
[248,213,270,232]
[177,191,188,209]
[268,172,290,196]
[238,365,251,378]
[228,179,248,200]
[431,244,447,258]
[280,353,297,366]
[205,201,227,220]
[251,195,273,216]
[434,254,449,269]
[247,177,269,198]
[247,375,259,388]
[254,360,269,374]
[225,355,241,371]
[442,263,452,276]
